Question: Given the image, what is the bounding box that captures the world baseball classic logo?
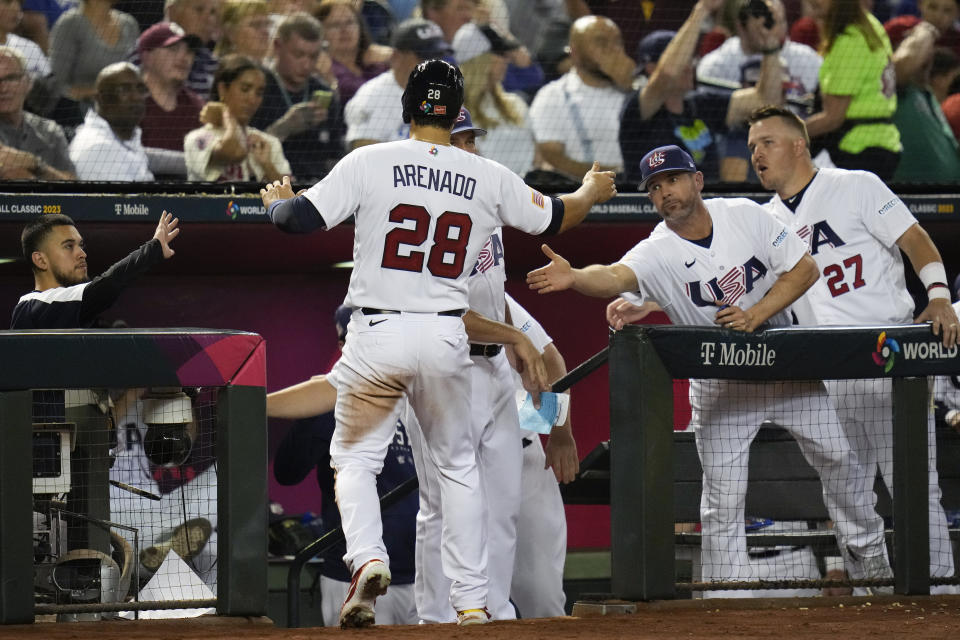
[872,331,900,373]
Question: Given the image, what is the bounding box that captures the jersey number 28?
[381,204,473,279]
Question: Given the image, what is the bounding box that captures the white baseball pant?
[406,351,520,621]
[330,311,487,611]
[826,378,956,592]
[511,435,567,618]
[691,380,889,597]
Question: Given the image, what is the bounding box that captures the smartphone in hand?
[313,89,333,109]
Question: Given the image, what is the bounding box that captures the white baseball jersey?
[303,138,556,311]
[467,228,507,322]
[934,300,960,409]
[763,168,917,326]
[505,293,554,440]
[344,70,409,145]
[618,197,807,327]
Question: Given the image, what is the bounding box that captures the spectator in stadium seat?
[17,0,69,54]
[138,22,204,159]
[249,13,344,182]
[164,0,221,100]
[453,20,533,175]
[0,0,50,79]
[419,0,474,43]
[696,0,821,182]
[0,46,75,179]
[314,0,391,105]
[528,15,630,181]
[803,0,902,179]
[184,53,291,181]
[49,0,139,113]
[884,0,960,59]
[618,1,784,184]
[344,17,451,149]
[943,91,960,141]
[889,20,960,181]
[566,0,698,59]
[215,0,270,63]
[69,62,153,180]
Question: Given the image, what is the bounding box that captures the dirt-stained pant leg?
[405,314,488,612]
[330,311,410,574]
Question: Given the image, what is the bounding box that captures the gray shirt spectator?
[49,2,139,106]
[0,46,75,179]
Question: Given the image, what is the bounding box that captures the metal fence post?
[216,384,268,616]
[0,390,35,624]
[892,376,930,595]
[609,328,675,600]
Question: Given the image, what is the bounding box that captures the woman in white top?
[184,54,291,182]
[454,21,535,176]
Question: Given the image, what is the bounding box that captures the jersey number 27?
[381,204,473,279]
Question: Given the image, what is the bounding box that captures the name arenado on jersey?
[392,163,477,200]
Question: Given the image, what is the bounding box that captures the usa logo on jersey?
[470,233,504,276]
[796,220,845,255]
[685,257,768,307]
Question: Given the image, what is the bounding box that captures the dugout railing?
[0,328,267,624]
[607,323,960,601]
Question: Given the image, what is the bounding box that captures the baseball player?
[528,144,893,595]
[260,59,616,627]
[505,293,573,618]
[746,105,960,592]
[405,109,576,623]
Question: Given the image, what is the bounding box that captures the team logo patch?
[428,146,438,156]
[530,188,544,209]
[648,151,666,167]
[419,100,433,114]
[434,105,446,115]
[872,331,900,373]
[456,109,466,123]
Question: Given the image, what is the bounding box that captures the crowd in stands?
[0,0,959,185]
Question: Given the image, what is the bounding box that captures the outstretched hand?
[606,297,660,329]
[527,244,574,294]
[153,210,180,259]
[260,175,296,209]
[582,161,618,204]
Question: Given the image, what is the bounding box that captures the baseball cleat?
[456,607,491,626]
[339,559,391,628]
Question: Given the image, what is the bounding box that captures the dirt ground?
[5,596,960,640]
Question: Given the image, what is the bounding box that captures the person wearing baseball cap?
[137,22,205,158]
[637,144,698,190]
[449,106,486,153]
[345,18,452,149]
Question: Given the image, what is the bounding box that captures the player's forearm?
[745,254,818,330]
[898,223,944,276]
[572,264,636,298]
[267,376,337,419]
[268,195,325,233]
[557,183,602,233]
[543,343,571,422]
[462,310,528,347]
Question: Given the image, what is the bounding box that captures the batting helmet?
[401,58,464,126]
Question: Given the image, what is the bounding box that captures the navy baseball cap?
[638,144,697,190]
[392,18,453,60]
[451,107,486,136]
[334,304,353,341]
[636,30,675,66]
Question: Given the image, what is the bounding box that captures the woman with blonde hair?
[804,0,901,179]
[216,0,272,63]
[454,21,534,175]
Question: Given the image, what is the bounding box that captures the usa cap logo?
[649,151,665,167]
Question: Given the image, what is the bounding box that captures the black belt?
[361,307,465,317]
[747,545,807,559]
[470,343,502,357]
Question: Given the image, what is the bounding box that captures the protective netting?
[673,375,960,597]
[1,1,956,185]
[32,387,219,619]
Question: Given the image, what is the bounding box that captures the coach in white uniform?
[747,105,960,591]
[261,59,615,626]
[528,144,894,595]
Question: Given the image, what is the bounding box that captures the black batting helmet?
[401,59,464,127]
